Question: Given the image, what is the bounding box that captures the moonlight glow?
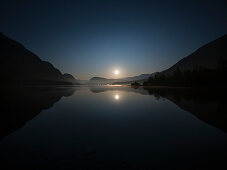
[114,94,120,100]
[114,70,119,75]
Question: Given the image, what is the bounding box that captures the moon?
[114,69,119,75]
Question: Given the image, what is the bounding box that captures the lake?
[0,86,227,169]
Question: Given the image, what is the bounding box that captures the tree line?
[142,60,227,87]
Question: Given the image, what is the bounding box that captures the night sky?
[1,0,226,79]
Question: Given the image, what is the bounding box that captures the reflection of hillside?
[90,86,149,95]
[92,86,227,133]
[144,87,227,133]
[0,87,75,140]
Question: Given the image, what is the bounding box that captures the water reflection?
[0,86,227,169]
[114,94,120,100]
[89,86,227,133]
[143,87,227,133]
[0,87,75,140]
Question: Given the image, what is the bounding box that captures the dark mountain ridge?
[143,34,227,86]
[163,34,227,75]
[90,77,108,81]
[0,33,78,85]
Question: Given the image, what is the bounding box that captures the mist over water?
[0,86,227,169]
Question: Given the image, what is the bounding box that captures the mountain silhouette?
[143,34,227,86]
[0,33,78,85]
[90,77,108,81]
[163,34,227,75]
[89,74,158,85]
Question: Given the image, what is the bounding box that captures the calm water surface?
[0,86,227,169]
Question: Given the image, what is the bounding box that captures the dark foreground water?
[0,86,227,169]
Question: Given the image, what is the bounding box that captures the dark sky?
[1,0,226,79]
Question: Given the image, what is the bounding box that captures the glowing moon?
[115,94,119,100]
[114,70,119,75]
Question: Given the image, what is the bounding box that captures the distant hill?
[0,33,78,85]
[163,34,227,75]
[122,73,157,81]
[143,34,227,87]
[90,77,109,81]
[89,73,157,85]
[89,77,116,85]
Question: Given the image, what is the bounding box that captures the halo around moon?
[114,69,119,75]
